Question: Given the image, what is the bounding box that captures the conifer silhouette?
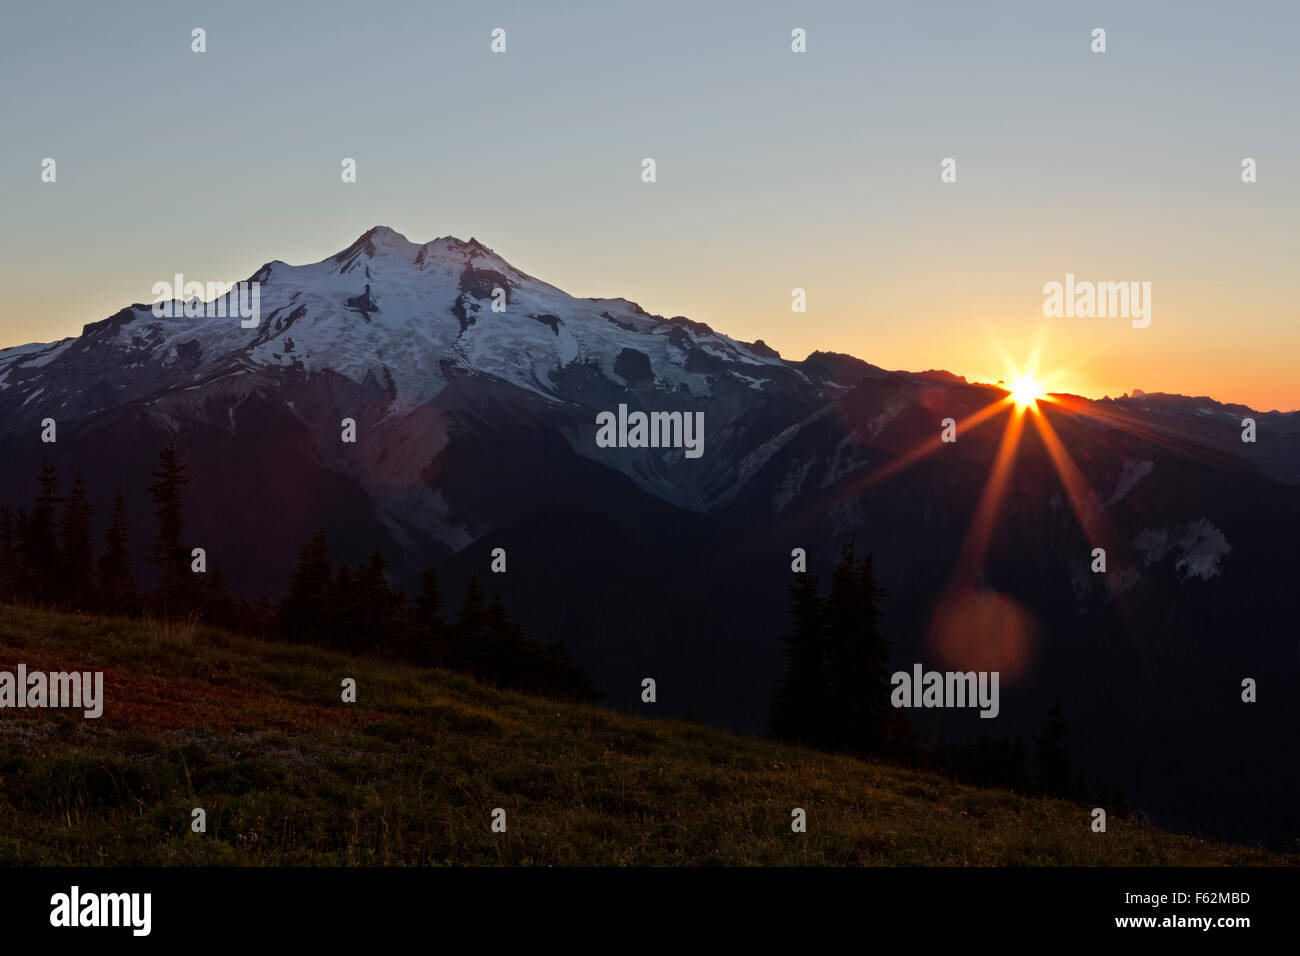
[278,532,334,643]
[98,490,136,615]
[0,507,17,602]
[147,444,193,609]
[1035,699,1078,799]
[59,473,94,608]
[771,544,891,757]
[23,461,62,603]
[769,571,825,745]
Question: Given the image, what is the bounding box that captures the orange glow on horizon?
[1008,376,1045,410]
[796,344,1167,678]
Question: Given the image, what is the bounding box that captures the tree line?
[768,544,1127,812]
[278,532,598,701]
[1,446,1123,804]
[0,447,226,618]
[0,448,598,703]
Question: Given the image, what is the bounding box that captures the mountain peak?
[334,226,418,265]
[328,228,516,279]
[420,234,493,254]
[413,235,515,277]
[361,225,411,245]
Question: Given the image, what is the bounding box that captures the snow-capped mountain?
[0,224,798,417]
[3,225,1295,551]
[0,226,857,525]
[1,226,1297,846]
[1,224,1294,598]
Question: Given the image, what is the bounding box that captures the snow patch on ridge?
[1104,459,1154,507]
[1133,519,1232,581]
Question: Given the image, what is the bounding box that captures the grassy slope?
[0,604,1290,866]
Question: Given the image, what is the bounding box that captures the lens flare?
[1008,375,1044,410]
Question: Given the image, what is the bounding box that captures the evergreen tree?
[1009,736,1031,792]
[147,444,193,607]
[24,462,61,604]
[462,594,507,675]
[820,544,892,756]
[59,474,94,608]
[532,638,601,703]
[0,507,16,602]
[1035,699,1075,798]
[940,732,1036,794]
[884,707,926,767]
[97,490,136,615]
[277,532,333,643]
[13,510,30,601]
[769,572,825,745]
[329,564,359,650]
[441,581,597,701]
[456,576,487,629]
[355,548,406,652]
[197,563,238,630]
[413,564,446,665]
[244,595,277,640]
[486,596,599,702]
[835,548,892,755]
[770,545,891,757]
[361,554,400,650]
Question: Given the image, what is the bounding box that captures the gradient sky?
[2,0,1297,410]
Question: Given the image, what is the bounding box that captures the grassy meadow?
[0,604,1290,866]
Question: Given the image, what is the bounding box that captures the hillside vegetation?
[0,604,1289,866]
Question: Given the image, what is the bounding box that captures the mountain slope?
[0,604,1288,866]
[0,227,1298,848]
[0,226,824,517]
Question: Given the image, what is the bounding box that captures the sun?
[991,335,1058,414]
[1008,375,1044,410]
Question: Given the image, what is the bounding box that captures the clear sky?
[2,0,1296,410]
